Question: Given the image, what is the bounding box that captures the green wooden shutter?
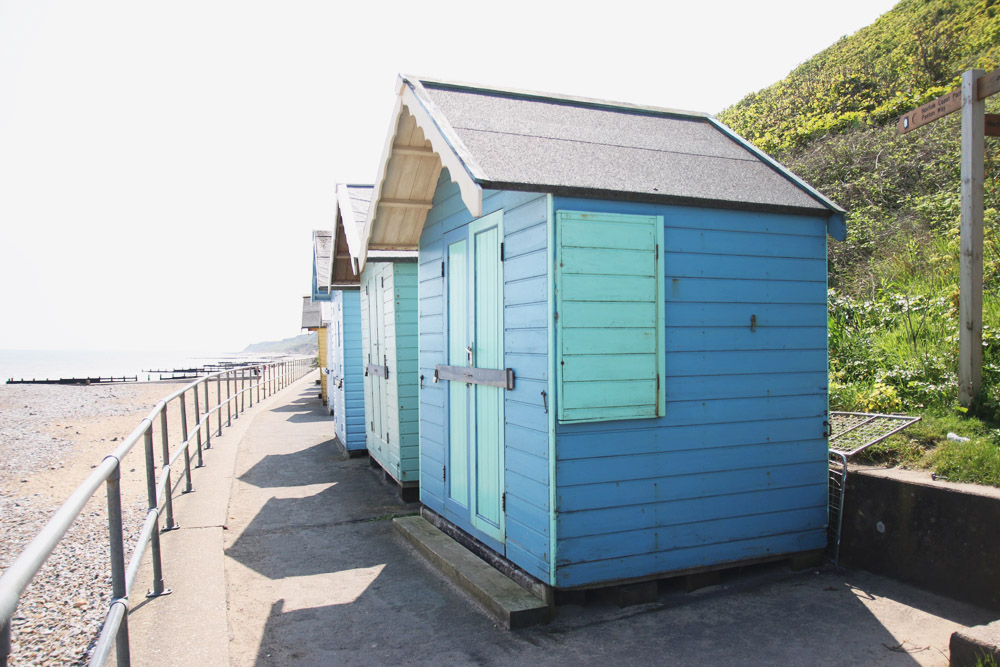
[556,211,664,423]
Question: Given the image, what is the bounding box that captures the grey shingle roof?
[414,79,839,214]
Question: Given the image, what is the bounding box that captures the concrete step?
[951,620,1000,666]
[393,515,552,629]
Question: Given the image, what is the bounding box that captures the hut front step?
[393,515,552,629]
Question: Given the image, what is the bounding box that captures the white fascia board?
[337,184,365,273]
[358,76,483,271]
[358,90,406,273]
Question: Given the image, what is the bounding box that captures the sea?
[0,349,262,384]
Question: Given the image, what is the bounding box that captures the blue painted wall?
[551,196,829,588]
[330,289,366,453]
[418,170,550,581]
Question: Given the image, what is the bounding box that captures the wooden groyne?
[5,376,138,385]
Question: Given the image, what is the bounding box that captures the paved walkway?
[128,372,995,666]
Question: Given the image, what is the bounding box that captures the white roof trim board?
[331,184,373,286]
[312,229,333,294]
[358,75,847,268]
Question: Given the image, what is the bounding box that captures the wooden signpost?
[898,68,998,406]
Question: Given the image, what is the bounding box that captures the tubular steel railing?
[0,357,313,667]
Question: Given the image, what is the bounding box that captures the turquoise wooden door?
[446,211,505,543]
[447,240,470,507]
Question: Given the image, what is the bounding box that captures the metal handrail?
[0,357,313,667]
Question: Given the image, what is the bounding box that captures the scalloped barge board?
[393,515,552,629]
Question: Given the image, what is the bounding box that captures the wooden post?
[959,69,985,407]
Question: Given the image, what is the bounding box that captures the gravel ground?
[0,383,199,666]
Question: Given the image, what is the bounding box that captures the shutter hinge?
[386,431,389,444]
[370,420,374,432]
[655,244,659,260]
[441,261,445,277]
[501,492,506,513]
[500,242,504,261]
[657,374,660,392]
[442,465,446,482]
[381,276,384,288]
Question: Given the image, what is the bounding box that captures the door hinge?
[500,242,504,261]
[441,261,445,277]
[655,244,659,260]
[501,492,506,512]
[656,374,660,392]
[370,420,374,432]
[386,431,389,444]
[442,465,446,482]
[381,276,384,288]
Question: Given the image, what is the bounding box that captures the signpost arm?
[959,68,985,407]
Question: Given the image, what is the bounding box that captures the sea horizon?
[0,348,264,384]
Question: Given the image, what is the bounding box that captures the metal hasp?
[434,364,515,390]
[365,363,389,380]
[828,411,921,457]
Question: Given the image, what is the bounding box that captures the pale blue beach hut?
[360,76,846,590]
[322,186,368,456]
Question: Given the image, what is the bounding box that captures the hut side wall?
[331,289,366,452]
[418,171,551,582]
[551,196,830,588]
[317,326,328,405]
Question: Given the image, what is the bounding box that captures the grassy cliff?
[242,332,318,356]
[719,0,1000,482]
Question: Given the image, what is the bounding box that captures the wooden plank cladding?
[434,364,515,390]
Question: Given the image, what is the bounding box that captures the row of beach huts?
[301,75,846,594]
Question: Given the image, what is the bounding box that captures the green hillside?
[242,332,318,356]
[719,0,1000,483]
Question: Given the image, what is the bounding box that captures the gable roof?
[330,184,373,287]
[359,75,846,268]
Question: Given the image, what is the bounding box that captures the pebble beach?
[0,382,194,666]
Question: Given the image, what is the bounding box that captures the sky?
[0,0,900,353]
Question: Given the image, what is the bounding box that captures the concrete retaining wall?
[840,468,1000,611]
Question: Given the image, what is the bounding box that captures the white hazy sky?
[0,0,898,353]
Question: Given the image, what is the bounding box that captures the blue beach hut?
[341,185,421,494]
[321,185,369,456]
[360,76,846,591]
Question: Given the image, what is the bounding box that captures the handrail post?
[159,409,177,531]
[204,377,212,448]
[179,391,193,493]
[1,615,11,667]
[104,456,131,667]
[248,367,254,408]
[240,369,246,413]
[216,376,222,437]
[226,372,232,427]
[142,430,168,597]
[192,384,204,467]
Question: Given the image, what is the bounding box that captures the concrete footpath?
[128,372,996,666]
